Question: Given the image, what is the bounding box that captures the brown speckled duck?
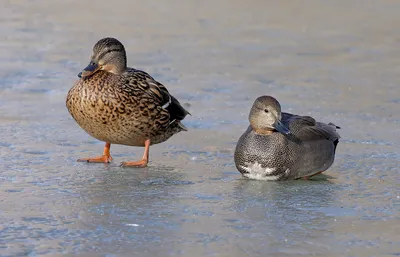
[66,37,190,167]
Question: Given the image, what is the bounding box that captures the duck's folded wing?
[282,114,315,133]
[292,116,340,141]
[128,69,190,121]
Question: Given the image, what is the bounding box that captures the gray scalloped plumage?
[234,95,340,180]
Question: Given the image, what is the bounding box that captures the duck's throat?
[252,127,274,135]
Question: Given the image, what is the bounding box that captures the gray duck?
[66,37,190,167]
[234,95,340,180]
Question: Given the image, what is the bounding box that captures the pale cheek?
[102,64,116,73]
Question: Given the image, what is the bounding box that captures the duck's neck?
[252,126,274,135]
[103,64,127,75]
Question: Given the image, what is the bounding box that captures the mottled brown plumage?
[66,37,190,167]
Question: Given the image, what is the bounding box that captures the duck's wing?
[125,68,190,122]
[283,113,340,141]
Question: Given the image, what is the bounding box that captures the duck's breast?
[66,74,163,146]
[234,127,300,180]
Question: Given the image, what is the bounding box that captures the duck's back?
[66,68,189,147]
[125,68,189,121]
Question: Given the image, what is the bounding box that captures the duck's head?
[249,95,290,135]
[78,37,127,78]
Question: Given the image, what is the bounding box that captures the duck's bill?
[78,62,100,78]
[273,120,290,135]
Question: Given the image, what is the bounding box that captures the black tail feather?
[167,95,190,121]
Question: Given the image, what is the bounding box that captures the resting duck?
[234,95,340,180]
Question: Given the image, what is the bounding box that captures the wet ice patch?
[126,224,140,227]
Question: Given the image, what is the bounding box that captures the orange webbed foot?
[120,139,150,168]
[77,155,113,163]
[120,159,148,168]
[77,142,112,164]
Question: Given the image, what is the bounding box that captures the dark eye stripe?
[98,48,123,60]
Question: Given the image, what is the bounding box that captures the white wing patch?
[162,94,172,109]
[240,162,282,181]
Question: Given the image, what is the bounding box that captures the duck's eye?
[91,61,96,66]
[264,109,269,113]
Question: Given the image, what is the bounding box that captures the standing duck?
[234,95,340,180]
[66,37,190,167]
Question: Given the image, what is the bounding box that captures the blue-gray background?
[0,0,399,256]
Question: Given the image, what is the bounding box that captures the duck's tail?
[167,95,191,121]
[328,122,341,130]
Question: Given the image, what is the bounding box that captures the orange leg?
[120,139,150,168]
[302,171,323,180]
[77,142,113,163]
